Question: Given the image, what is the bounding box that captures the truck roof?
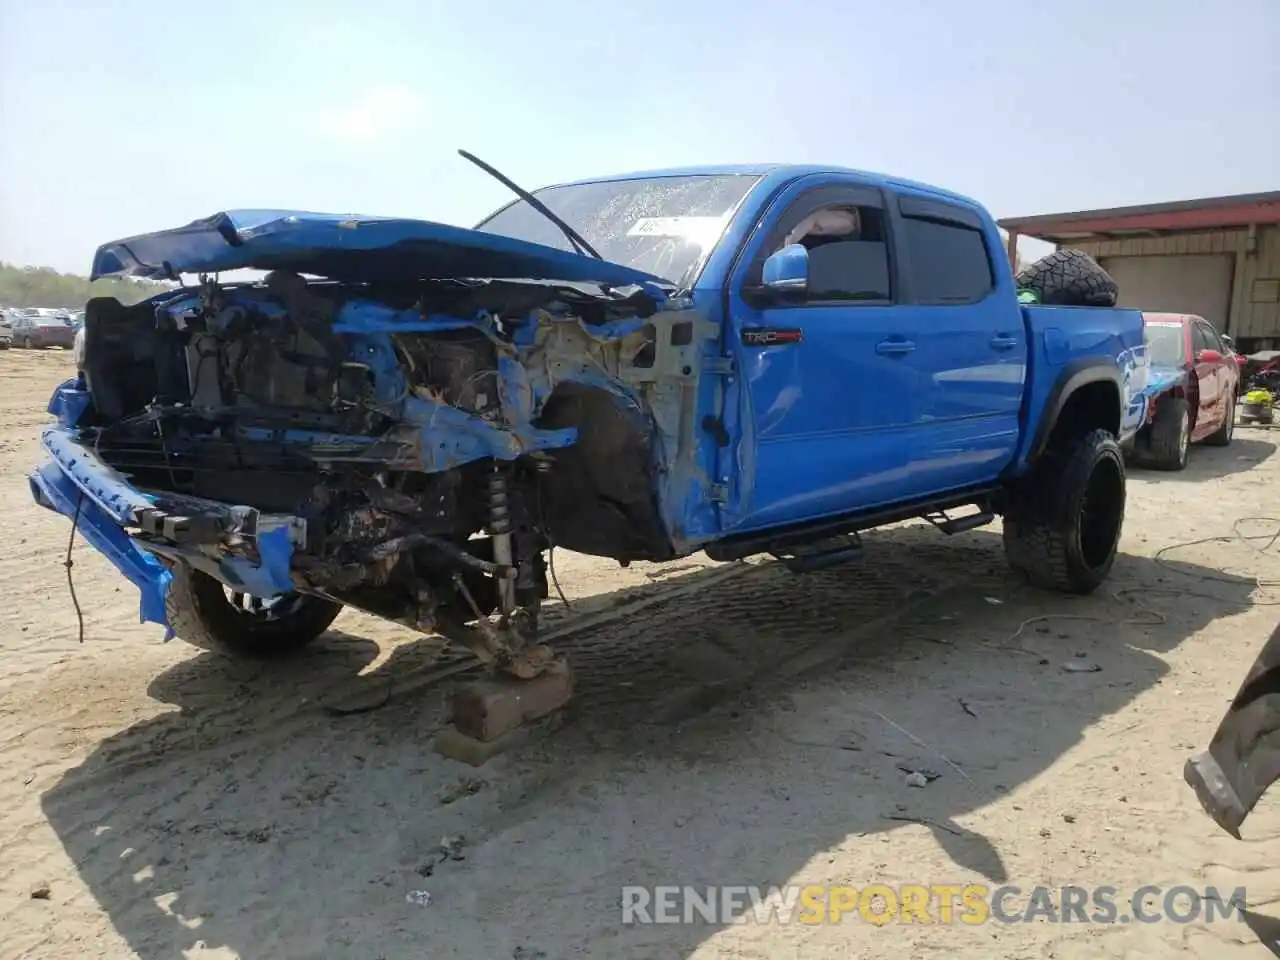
[549,164,983,210]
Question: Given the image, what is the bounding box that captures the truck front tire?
[164,564,343,659]
[1003,428,1126,594]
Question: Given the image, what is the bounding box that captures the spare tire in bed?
[1015,249,1119,308]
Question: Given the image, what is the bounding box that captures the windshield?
[475,174,760,288]
[1145,320,1187,367]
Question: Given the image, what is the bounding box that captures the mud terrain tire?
[1204,394,1235,447]
[1003,428,1126,594]
[1140,395,1191,470]
[165,564,342,659]
[1016,249,1119,307]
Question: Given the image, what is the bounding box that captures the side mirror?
[761,244,810,300]
[1221,334,1235,348]
[1197,349,1223,364]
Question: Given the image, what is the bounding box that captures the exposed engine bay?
[70,270,713,669]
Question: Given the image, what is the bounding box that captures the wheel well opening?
[534,382,671,561]
[1049,380,1120,448]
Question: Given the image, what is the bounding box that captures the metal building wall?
[1064,226,1280,343]
[1236,224,1280,340]
[1096,253,1234,331]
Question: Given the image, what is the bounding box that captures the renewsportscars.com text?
[620,884,1247,926]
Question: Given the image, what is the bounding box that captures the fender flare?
[1027,358,1123,463]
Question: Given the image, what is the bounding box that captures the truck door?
[890,193,1027,491]
[719,180,920,533]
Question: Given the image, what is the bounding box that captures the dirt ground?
[3,348,1280,959]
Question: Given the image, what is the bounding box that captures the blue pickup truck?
[33,160,1149,684]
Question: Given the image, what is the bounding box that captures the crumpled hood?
[90,209,671,290]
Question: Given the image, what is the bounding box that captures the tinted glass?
[1145,320,1186,367]
[476,174,760,288]
[807,241,891,301]
[1192,323,1215,353]
[1198,323,1224,352]
[901,216,994,303]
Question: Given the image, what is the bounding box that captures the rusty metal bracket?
[448,572,555,679]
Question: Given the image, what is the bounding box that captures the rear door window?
[896,199,994,305]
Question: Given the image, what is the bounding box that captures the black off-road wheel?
[1140,396,1192,470]
[1003,428,1126,594]
[1015,249,1119,307]
[165,564,342,659]
[1204,394,1235,447]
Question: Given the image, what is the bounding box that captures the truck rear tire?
[164,564,342,659]
[1002,428,1125,594]
[1015,249,1119,308]
[1140,396,1191,470]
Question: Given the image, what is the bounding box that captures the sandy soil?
[2,347,1280,959]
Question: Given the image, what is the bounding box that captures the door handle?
[876,339,916,356]
[990,335,1018,350]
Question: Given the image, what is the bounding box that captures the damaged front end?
[1186,618,1280,837]
[32,210,723,675]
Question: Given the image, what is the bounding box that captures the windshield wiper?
[458,149,602,260]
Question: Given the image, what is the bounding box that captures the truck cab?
[478,166,1145,542]
[712,174,1032,528]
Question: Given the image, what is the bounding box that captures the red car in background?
[1132,312,1240,470]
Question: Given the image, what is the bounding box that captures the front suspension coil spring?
[487,468,512,536]
[488,466,517,614]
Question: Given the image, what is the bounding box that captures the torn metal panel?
[512,300,724,548]
[1186,617,1280,837]
[48,378,92,427]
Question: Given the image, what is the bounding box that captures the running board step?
[770,533,863,574]
[924,509,995,536]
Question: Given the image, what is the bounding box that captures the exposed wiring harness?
[548,543,571,610]
[65,492,86,644]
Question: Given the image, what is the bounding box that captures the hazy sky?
[1,0,1276,274]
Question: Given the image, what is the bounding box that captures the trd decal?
[741,327,803,347]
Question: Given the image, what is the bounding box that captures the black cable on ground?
[65,492,86,644]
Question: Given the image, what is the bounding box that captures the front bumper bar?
[29,425,306,634]
[29,450,172,628]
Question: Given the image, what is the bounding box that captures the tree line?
[0,262,175,309]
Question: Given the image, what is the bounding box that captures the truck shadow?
[1129,435,1276,482]
[40,528,1265,959]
